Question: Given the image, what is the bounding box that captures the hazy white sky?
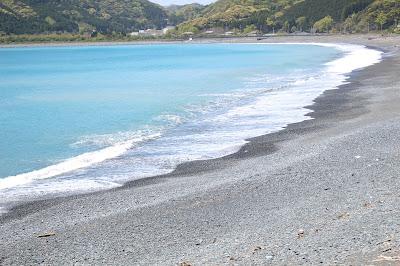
[152,0,214,6]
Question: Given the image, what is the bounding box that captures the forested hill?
[0,0,399,36]
[174,0,302,32]
[283,0,374,23]
[174,0,400,34]
[166,3,205,25]
[0,0,168,34]
[281,0,376,31]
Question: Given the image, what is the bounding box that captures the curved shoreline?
[1,35,400,265]
[0,37,392,217]
[0,41,381,210]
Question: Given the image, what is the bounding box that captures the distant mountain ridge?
[0,0,168,34]
[166,3,205,25]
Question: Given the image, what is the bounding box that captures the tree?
[313,16,333,33]
[343,13,358,33]
[295,16,306,32]
[375,12,387,32]
[283,21,290,33]
[265,17,276,34]
[178,23,199,34]
[243,24,256,34]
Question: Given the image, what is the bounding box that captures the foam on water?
[0,133,161,190]
[320,43,382,74]
[0,43,382,212]
[250,42,383,73]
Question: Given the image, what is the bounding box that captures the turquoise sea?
[0,43,382,210]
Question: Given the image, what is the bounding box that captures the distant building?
[137,29,163,36]
[247,30,258,36]
[162,26,175,34]
[129,27,174,37]
[208,27,225,34]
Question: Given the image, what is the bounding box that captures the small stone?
[298,229,305,238]
[265,255,274,261]
[363,202,372,208]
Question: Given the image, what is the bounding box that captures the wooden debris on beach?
[252,246,262,254]
[37,232,56,238]
[337,212,350,220]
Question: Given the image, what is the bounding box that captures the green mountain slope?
[0,0,168,34]
[353,0,400,31]
[176,0,399,34]
[178,0,303,30]
[281,0,376,31]
[166,3,205,25]
[283,0,373,23]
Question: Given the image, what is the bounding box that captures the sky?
[151,0,215,6]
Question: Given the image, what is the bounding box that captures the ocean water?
[0,43,382,211]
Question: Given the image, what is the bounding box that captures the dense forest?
[0,0,168,34]
[0,0,399,38]
[173,0,400,35]
[166,3,205,25]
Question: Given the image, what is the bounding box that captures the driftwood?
[37,232,56,238]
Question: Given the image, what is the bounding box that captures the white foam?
[71,129,162,148]
[250,42,383,74]
[154,114,184,125]
[0,133,161,190]
[317,43,382,74]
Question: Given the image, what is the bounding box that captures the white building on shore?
[130,26,175,37]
